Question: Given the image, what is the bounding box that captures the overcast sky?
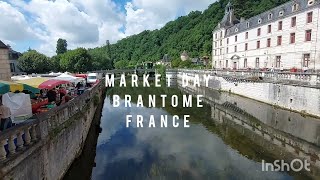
[0,0,214,56]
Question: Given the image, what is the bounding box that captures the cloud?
[0,1,36,42]
[1,0,214,56]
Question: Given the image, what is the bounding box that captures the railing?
[169,69,320,85]
[0,80,104,163]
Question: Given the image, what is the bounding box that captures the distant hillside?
[88,0,289,69]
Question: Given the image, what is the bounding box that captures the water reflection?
[65,84,320,180]
[91,93,292,179]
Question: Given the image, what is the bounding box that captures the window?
[257,41,260,49]
[291,17,296,27]
[234,45,237,52]
[10,63,15,73]
[277,36,282,45]
[244,58,247,68]
[245,32,248,39]
[308,0,314,6]
[279,11,284,16]
[303,54,310,67]
[268,25,272,33]
[226,60,229,68]
[267,38,271,47]
[247,22,250,28]
[245,43,248,51]
[290,33,295,44]
[307,12,313,23]
[268,13,273,20]
[292,3,299,11]
[306,30,312,41]
[220,40,222,46]
[215,42,217,47]
[220,31,223,38]
[255,58,260,68]
[235,35,237,42]
[257,28,261,36]
[227,38,229,44]
[215,50,217,55]
[220,49,222,55]
[235,28,238,32]
[258,19,262,24]
[278,21,283,30]
[226,47,229,53]
[276,56,281,68]
[215,33,217,39]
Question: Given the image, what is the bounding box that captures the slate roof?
[0,40,8,49]
[224,0,320,37]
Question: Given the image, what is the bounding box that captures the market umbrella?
[38,79,69,90]
[16,77,49,88]
[0,80,40,94]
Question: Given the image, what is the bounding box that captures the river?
[64,84,320,180]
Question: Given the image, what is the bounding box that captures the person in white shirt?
[0,97,12,131]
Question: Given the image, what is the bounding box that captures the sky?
[0,0,215,56]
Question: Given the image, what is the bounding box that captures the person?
[0,97,13,131]
[76,82,82,89]
[47,89,57,102]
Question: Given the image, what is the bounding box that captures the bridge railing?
[0,80,104,163]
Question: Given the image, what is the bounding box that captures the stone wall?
[0,80,105,180]
[0,48,11,81]
[169,69,320,117]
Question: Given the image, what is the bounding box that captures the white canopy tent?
[53,73,85,84]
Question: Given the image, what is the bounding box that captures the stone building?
[8,47,24,76]
[0,40,11,80]
[212,0,320,71]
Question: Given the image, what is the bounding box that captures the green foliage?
[17,50,51,74]
[60,48,93,72]
[50,55,62,72]
[88,0,289,68]
[155,64,166,78]
[179,60,192,68]
[56,38,68,55]
[88,47,114,70]
[171,59,182,68]
[114,60,129,69]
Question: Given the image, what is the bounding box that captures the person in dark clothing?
[47,89,57,102]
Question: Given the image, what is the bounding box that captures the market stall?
[0,80,40,94]
[1,92,33,124]
[16,77,49,88]
[38,79,69,90]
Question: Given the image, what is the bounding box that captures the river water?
[64,85,320,180]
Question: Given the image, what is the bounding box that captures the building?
[0,40,11,80]
[8,47,25,76]
[212,0,320,71]
[156,54,171,67]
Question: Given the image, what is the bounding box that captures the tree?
[17,50,51,74]
[50,55,62,72]
[114,60,129,69]
[60,48,92,72]
[56,38,67,55]
[171,59,182,68]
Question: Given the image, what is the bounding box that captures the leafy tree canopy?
[17,50,51,74]
[56,38,68,55]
